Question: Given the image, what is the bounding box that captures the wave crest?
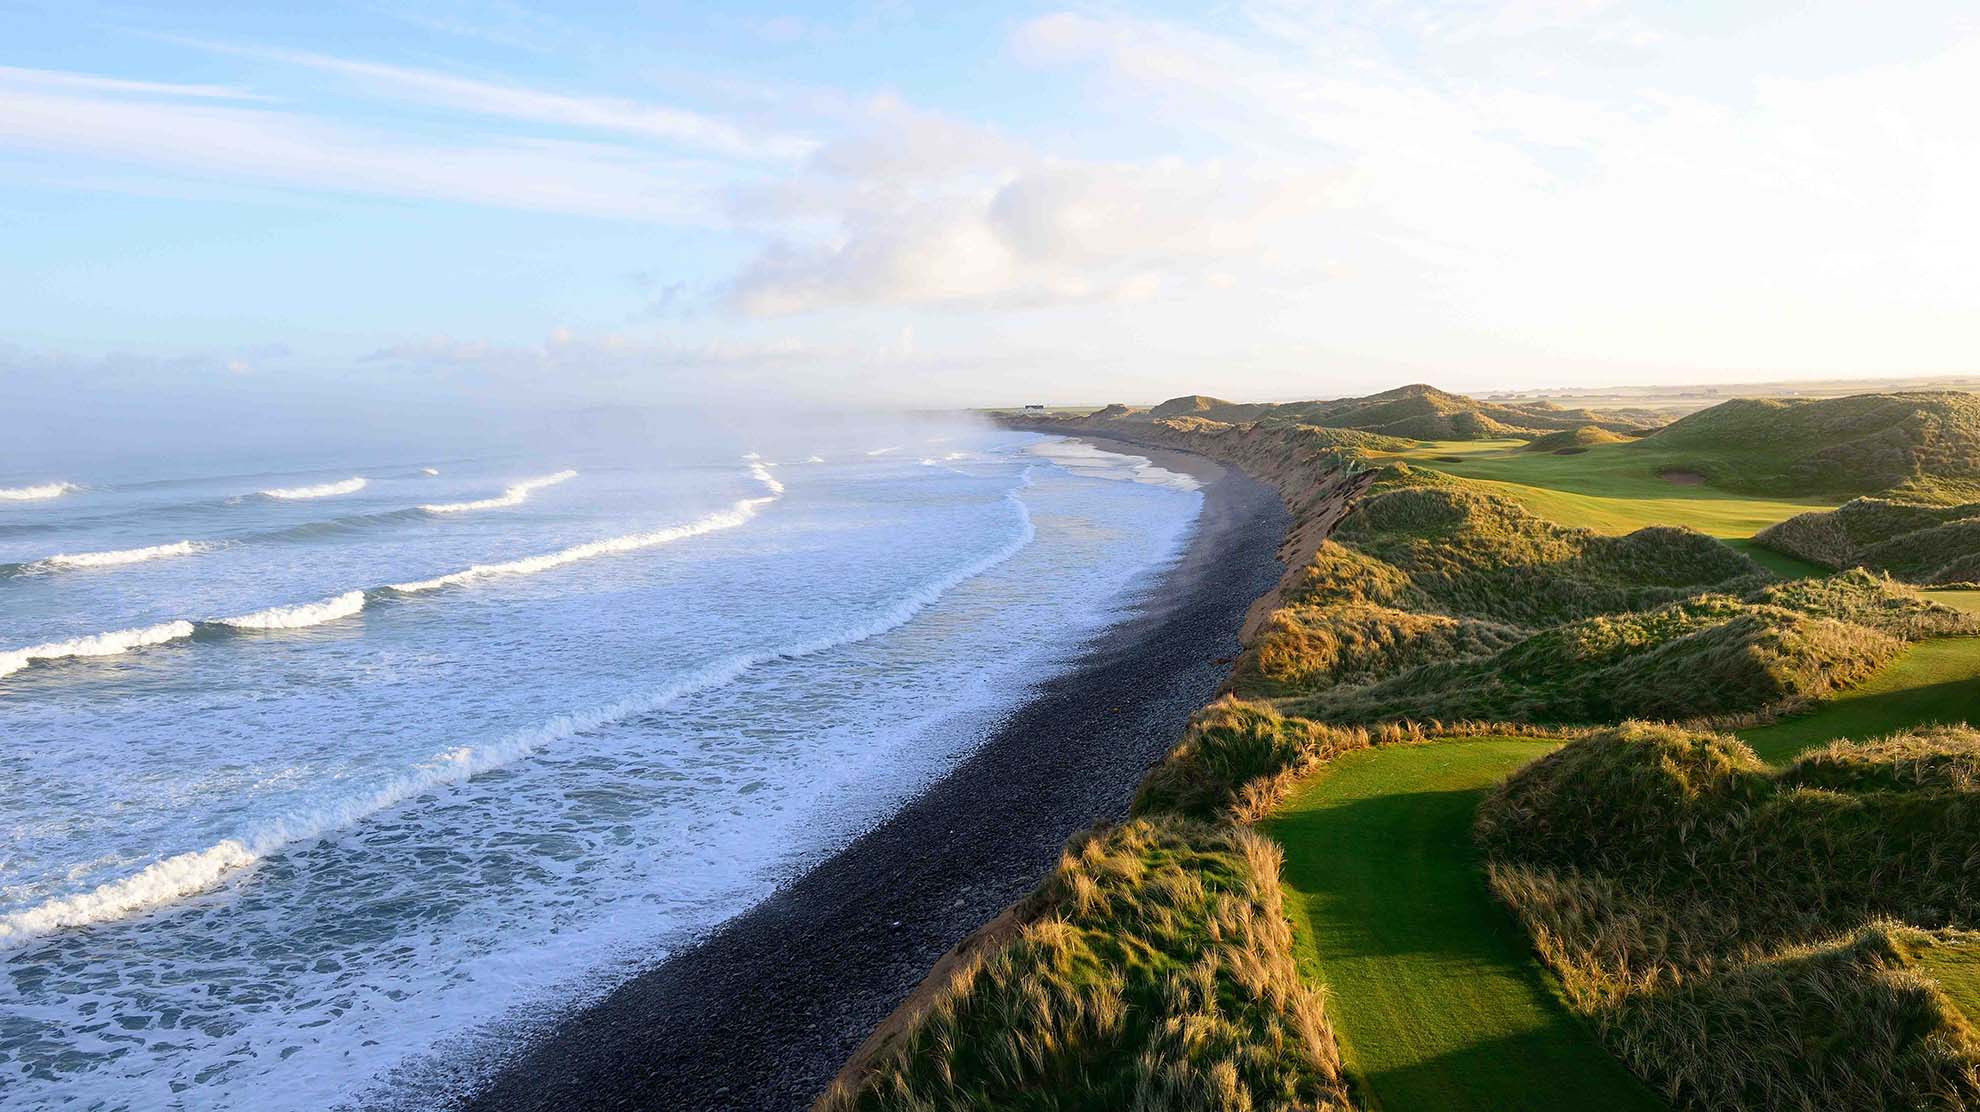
[261,477,366,500]
[0,470,1034,942]
[213,591,366,631]
[420,469,577,514]
[0,482,76,501]
[38,540,209,570]
[0,620,197,679]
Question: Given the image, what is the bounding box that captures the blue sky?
[4,1,1979,412]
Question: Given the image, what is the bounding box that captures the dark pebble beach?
[454,440,1287,1112]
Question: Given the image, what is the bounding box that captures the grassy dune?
[855,389,1980,1110]
[1480,724,1980,1109]
[1262,739,1661,1111]
[821,818,1352,1112]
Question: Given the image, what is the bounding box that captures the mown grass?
[1919,941,1980,1025]
[1738,635,1980,762]
[1261,738,1662,1111]
[1386,440,1836,538]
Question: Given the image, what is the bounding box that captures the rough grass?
[820,818,1352,1112]
[1477,722,1980,1109]
[1303,594,1901,726]
[1525,425,1631,452]
[1261,737,1664,1111]
[1640,391,1980,497]
[1756,496,1980,584]
[954,393,1980,1109]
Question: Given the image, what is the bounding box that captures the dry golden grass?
[1478,722,1980,1109]
[819,818,1352,1112]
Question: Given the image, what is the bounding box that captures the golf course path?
[1262,738,1663,1112]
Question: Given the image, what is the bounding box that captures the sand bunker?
[1658,469,1706,486]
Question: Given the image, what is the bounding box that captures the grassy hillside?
[821,818,1352,1112]
[1756,496,1980,584]
[1046,383,1660,443]
[1523,425,1633,452]
[1478,723,1980,1109]
[861,388,1980,1111]
[1386,439,1837,538]
[1636,391,1980,498]
[1263,738,1662,1111]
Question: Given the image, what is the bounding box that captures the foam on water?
[0,620,196,679]
[0,472,1029,947]
[261,477,366,499]
[420,469,577,514]
[390,492,774,594]
[0,431,1204,1109]
[212,590,368,632]
[34,539,210,571]
[0,481,76,501]
[1027,438,1203,492]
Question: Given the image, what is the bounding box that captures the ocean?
[0,417,1204,1110]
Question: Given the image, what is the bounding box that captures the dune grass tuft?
[1478,722,1980,1109]
[820,818,1352,1112]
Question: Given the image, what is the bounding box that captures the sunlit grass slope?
[1386,439,1835,537]
[1262,738,1662,1112]
[821,817,1352,1112]
[1739,635,1980,762]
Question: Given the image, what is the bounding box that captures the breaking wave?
[0,621,197,679]
[0,466,780,682]
[390,503,764,594]
[212,591,366,631]
[866,446,900,456]
[420,470,577,514]
[0,482,76,501]
[261,477,366,500]
[34,540,210,571]
[0,469,1034,944]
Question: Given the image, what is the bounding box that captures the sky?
[3,0,1979,415]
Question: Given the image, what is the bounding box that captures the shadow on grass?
[1743,654,1980,763]
[1267,777,1663,1110]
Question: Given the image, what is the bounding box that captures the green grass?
[1387,440,1836,538]
[1917,942,1980,1025]
[1933,588,1980,614]
[1739,636,1980,762]
[1723,538,1828,579]
[1261,738,1662,1111]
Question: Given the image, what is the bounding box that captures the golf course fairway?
[1262,738,1662,1111]
[1391,440,1835,538]
[1739,633,1980,763]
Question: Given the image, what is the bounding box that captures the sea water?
[0,417,1204,1110]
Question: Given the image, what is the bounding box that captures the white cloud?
[0,64,270,101]
[0,80,718,221]
[181,42,816,160]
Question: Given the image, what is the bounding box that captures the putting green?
[1387,441,1835,539]
[1262,739,1662,1111]
[1740,636,1980,763]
